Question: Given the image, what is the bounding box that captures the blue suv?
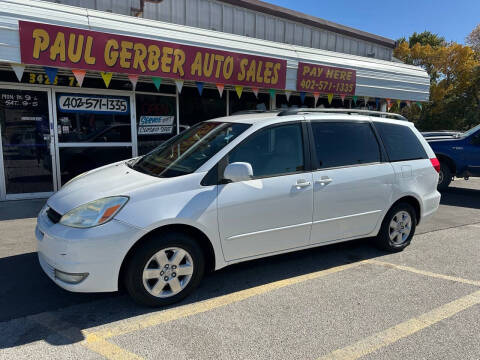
[426,124,480,190]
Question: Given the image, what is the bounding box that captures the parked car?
[36,110,441,306]
[421,130,462,139]
[426,124,480,190]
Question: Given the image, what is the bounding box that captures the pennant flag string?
[313,92,320,105]
[72,69,86,87]
[152,77,162,91]
[100,72,112,88]
[11,64,25,82]
[406,100,411,107]
[251,87,259,98]
[352,95,358,105]
[340,94,346,104]
[44,67,58,84]
[416,102,423,110]
[269,89,276,98]
[327,93,334,105]
[128,74,139,91]
[364,96,369,105]
[396,99,401,108]
[235,85,243,99]
[299,92,306,104]
[196,82,204,96]
[285,91,291,102]
[175,80,184,94]
[216,83,224,98]
[375,98,380,109]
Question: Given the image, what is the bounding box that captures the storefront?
[0,0,429,200]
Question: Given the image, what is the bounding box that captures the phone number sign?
[57,94,130,114]
[297,63,356,95]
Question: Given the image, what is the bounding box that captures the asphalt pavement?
[0,179,479,360]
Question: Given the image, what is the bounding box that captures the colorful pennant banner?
[313,92,320,105]
[327,93,334,104]
[175,80,184,94]
[72,69,86,87]
[251,87,259,98]
[235,85,243,98]
[352,95,358,105]
[269,89,276,98]
[44,67,58,84]
[100,71,112,88]
[128,74,139,90]
[152,77,162,91]
[285,91,292,102]
[196,82,204,95]
[340,94,346,104]
[300,92,306,104]
[216,84,224,98]
[11,64,25,82]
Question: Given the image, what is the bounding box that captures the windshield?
[462,124,480,138]
[130,121,250,178]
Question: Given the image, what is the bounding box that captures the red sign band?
[297,62,356,95]
[19,21,287,89]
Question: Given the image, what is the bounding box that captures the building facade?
[0,0,429,200]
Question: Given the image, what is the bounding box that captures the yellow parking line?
[318,289,480,360]
[365,259,480,287]
[88,261,363,339]
[84,333,143,360]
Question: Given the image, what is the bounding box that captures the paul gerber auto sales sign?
[18,21,287,89]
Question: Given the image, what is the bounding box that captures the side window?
[374,122,428,162]
[228,123,305,178]
[311,122,381,169]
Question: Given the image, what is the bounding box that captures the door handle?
[295,179,311,188]
[315,176,333,186]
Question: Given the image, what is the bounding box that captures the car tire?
[437,161,452,191]
[374,203,417,252]
[124,231,205,307]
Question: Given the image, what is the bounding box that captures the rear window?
[374,122,428,162]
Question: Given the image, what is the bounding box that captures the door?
[218,122,313,261]
[53,90,135,187]
[466,130,480,176]
[308,120,394,244]
[0,87,56,199]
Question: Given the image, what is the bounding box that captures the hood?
[47,160,162,214]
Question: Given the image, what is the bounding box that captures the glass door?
[53,89,135,186]
[0,86,56,199]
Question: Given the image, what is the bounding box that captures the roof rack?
[277,108,407,121]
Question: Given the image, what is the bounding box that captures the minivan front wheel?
[125,232,205,307]
[375,203,416,252]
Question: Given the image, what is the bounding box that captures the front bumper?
[36,207,146,292]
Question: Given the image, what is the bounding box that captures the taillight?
[430,158,440,173]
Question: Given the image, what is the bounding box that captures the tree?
[466,24,480,54]
[394,33,480,131]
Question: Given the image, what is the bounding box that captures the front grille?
[46,207,62,224]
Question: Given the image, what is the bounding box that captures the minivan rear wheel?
[375,203,416,252]
[124,232,205,307]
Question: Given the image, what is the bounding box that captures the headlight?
[59,196,129,228]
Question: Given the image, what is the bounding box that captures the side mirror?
[223,162,253,183]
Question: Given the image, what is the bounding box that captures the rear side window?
[374,122,428,162]
[311,122,381,169]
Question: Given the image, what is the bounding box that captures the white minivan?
[36,109,441,306]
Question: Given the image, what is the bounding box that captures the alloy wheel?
[142,247,194,298]
[389,211,412,245]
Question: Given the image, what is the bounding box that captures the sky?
[265,0,479,44]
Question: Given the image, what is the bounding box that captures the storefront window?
[276,94,315,109]
[136,94,177,155]
[229,91,270,114]
[179,87,226,127]
[0,89,54,195]
[56,93,131,143]
[59,146,132,185]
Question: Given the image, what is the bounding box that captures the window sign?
[57,94,130,115]
[138,116,174,135]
